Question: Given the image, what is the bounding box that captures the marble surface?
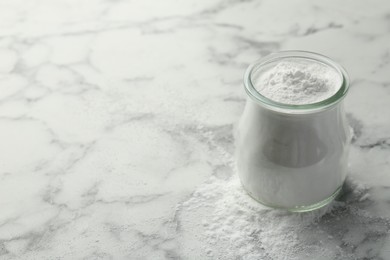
[0,0,390,259]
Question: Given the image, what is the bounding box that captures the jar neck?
[246,96,346,117]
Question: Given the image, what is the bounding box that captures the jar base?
[242,185,343,213]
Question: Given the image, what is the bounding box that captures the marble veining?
[0,0,389,259]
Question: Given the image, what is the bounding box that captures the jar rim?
[243,50,350,113]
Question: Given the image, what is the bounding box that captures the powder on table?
[177,175,373,260]
[252,59,342,105]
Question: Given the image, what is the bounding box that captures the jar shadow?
[300,177,390,258]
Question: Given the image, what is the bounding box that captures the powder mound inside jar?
[252,59,342,105]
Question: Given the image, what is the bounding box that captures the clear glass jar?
[236,51,350,212]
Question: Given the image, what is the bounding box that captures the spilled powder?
[176,174,374,260]
[252,59,342,105]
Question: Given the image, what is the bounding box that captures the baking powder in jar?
[236,51,351,212]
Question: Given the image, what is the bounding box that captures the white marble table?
[1,0,390,259]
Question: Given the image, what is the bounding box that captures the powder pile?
[252,59,342,105]
[176,175,377,260]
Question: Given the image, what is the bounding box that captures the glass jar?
[236,51,350,212]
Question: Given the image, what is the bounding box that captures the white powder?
[237,99,351,209]
[177,175,373,260]
[252,59,342,105]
